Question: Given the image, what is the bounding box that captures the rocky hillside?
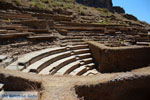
[0,0,149,26]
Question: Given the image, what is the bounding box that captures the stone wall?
[87,41,150,73]
[75,75,150,100]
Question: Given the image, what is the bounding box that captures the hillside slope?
[0,0,149,26]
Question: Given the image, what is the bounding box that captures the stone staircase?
[5,44,99,76]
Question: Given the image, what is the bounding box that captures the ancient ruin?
[0,0,150,100]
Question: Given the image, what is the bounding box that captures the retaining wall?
[87,41,150,73]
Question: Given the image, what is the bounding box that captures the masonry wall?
[75,75,150,100]
[87,41,150,73]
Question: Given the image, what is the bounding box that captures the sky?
[112,0,150,24]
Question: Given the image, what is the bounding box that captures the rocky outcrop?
[76,0,126,13]
[113,6,125,13]
[123,14,138,21]
[76,0,113,10]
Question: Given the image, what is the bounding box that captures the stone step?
[0,57,14,68]
[67,45,89,50]
[0,29,17,34]
[59,21,125,27]
[69,66,87,76]
[54,61,80,75]
[5,63,24,70]
[0,55,7,62]
[79,63,95,75]
[0,89,5,96]
[23,51,71,73]
[61,39,101,44]
[28,29,50,33]
[61,35,106,39]
[61,39,84,43]
[60,42,87,46]
[23,46,93,74]
[73,48,90,55]
[70,63,95,76]
[0,32,31,39]
[68,33,105,36]
[60,36,84,40]
[6,47,66,70]
[3,58,14,63]
[82,58,93,65]
[0,83,4,91]
[136,42,150,46]
[82,69,99,76]
[55,25,105,31]
[0,25,28,30]
[27,35,56,41]
[0,13,33,20]
[19,19,53,29]
[32,13,73,21]
[76,53,92,59]
[39,56,76,75]
[135,36,150,42]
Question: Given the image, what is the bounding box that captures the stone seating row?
[39,47,96,75]
[0,13,34,20]
[0,24,28,29]
[0,32,32,39]
[27,34,57,41]
[32,13,73,21]
[0,29,18,34]
[24,46,89,73]
[6,45,98,76]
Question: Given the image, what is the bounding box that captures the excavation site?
[0,0,150,100]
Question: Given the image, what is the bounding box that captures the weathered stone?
[0,83,4,90]
[113,6,125,13]
[123,14,138,21]
[76,0,113,10]
[0,55,7,62]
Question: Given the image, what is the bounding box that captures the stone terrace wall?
[75,74,150,100]
[87,41,150,73]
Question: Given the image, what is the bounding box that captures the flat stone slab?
[40,56,76,75]
[16,47,66,66]
[0,83,4,90]
[28,35,56,40]
[0,32,31,39]
[136,42,150,46]
[0,55,7,62]
[6,65,24,70]
[55,60,80,75]
[24,51,71,73]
